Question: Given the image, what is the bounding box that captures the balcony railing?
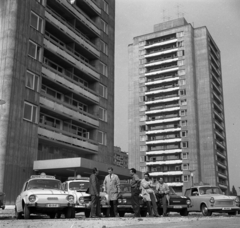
[147,84,179,92]
[145,57,178,67]
[39,95,99,127]
[146,73,178,83]
[146,36,177,46]
[146,117,181,125]
[148,103,180,111]
[81,0,101,14]
[146,93,179,102]
[38,125,98,152]
[146,138,181,144]
[42,65,99,103]
[146,45,177,55]
[45,9,100,57]
[44,37,100,80]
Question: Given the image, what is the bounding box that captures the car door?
[188,188,200,212]
[16,182,27,212]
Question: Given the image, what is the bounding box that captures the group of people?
[89,166,169,218]
[130,168,170,217]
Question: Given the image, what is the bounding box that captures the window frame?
[182,141,188,148]
[26,70,39,91]
[181,131,188,137]
[99,107,107,122]
[180,109,187,116]
[23,101,38,123]
[30,11,43,33]
[100,19,108,34]
[183,175,189,182]
[182,152,188,159]
[103,0,109,14]
[99,84,107,98]
[182,164,189,170]
[99,40,108,55]
[99,62,108,77]
[28,40,42,61]
[181,99,187,106]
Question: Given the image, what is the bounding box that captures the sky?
[114,0,240,192]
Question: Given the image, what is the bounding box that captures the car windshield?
[69,182,89,191]
[27,179,61,190]
[120,184,131,192]
[169,186,176,195]
[199,187,222,195]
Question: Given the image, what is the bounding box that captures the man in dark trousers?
[130,168,141,217]
[89,167,101,218]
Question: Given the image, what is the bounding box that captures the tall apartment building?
[128,18,229,194]
[114,146,128,169]
[0,0,116,204]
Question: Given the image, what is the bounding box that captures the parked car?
[62,175,110,218]
[117,182,147,217]
[15,173,75,219]
[185,185,240,216]
[0,192,5,210]
[156,186,191,216]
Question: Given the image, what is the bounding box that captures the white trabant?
[15,173,75,219]
[62,175,110,217]
[185,185,240,216]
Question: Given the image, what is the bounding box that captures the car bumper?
[27,203,75,209]
[117,205,146,212]
[208,206,240,212]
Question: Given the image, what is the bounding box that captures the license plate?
[173,206,182,209]
[47,204,59,208]
[222,208,231,210]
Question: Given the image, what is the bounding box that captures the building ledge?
[149,171,183,176]
[146,160,182,165]
[146,138,181,144]
[146,149,182,155]
[146,117,181,125]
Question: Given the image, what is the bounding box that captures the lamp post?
[189,169,195,187]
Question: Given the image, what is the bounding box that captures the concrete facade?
[113,146,128,168]
[128,18,229,194]
[0,0,115,204]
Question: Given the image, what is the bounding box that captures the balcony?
[146,149,182,155]
[145,67,179,77]
[45,10,100,57]
[145,96,179,105]
[217,161,226,169]
[42,66,99,103]
[145,48,178,58]
[146,128,181,135]
[145,38,178,49]
[149,171,183,176]
[44,38,100,80]
[78,0,101,15]
[146,160,182,165]
[38,126,98,152]
[145,107,180,115]
[166,182,183,187]
[56,0,100,36]
[146,117,180,125]
[145,77,179,87]
[145,57,178,67]
[219,184,227,189]
[146,138,181,144]
[218,172,227,179]
[217,151,226,159]
[39,96,99,127]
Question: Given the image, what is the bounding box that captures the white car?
[62,175,110,217]
[15,173,75,219]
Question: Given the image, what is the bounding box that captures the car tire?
[140,210,147,217]
[15,207,23,219]
[23,205,30,219]
[49,213,56,219]
[228,211,237,216]
[85,211,91,218]
[201,204,212,216]
[180,208,189,216]
[119,212,125,217]
[65,207,73,219]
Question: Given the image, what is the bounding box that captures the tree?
[231,185,238,196]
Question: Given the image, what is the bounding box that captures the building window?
[100,19,108,34]
[139,86,146,92]
[177,31,184,37]
[177,41,184,47]
[180,109,187,116]
[175,166,180,171]
[99,40,108,55]
[140,145,147,152]
[177,50,184,57]
[98,131,106,145]
[181,120,187,126]
[183,164,189,170]
[182,141,188,148]
[37,0,46,6]
[103,0,109,14]
[179,79,186,86]
[183,175,189,182]
[178,69,185,76]
[139,50,146,56]
[140,166,147,172]
[99,107,107,122]
[26,71,39,91]
[99,62,108,76]
[139,77,146,83]
[140,126,145,132]
[139,68,146,74]
[178,60,184,66]
[140,135,147,141]
[99,84,107,98]
[181,99,187,106]
[140,105,146,111]
[182,152,188,159]
[23,102,38,123]
[30,11,43,33]
[139,41,146,46]
[140,156,145,162]
[181,131,188,137]
[28,40,42,61]
[180,89,186,96]
[140,115,146,121]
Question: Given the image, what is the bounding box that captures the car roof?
[65,179,89,182]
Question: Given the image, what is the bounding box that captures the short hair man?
[157,177,170,216]
[103,167,120,217]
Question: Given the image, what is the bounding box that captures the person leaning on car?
[89,167,101,218]
[130,168,141,217]
[103,167,120,217]
[156,177,170,217]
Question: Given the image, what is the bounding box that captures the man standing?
[89,167,101,218]
[130,168,141,217]
[103,167,120,217]
[157,177,170,217]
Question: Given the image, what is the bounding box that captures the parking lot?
[1,207,240,228]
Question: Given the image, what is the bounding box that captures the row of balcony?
[145,57,178,67]
[145,37,177,49]
[146,160,182,165]
[146,149,182,155]
[145,46,178,57]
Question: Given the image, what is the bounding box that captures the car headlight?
[118,199,122,203]
[28,195,36,203]
[79,197,84,204]
[123,199,127,204]
[67,195,74,203]
[235,197,239,203]
[186,199,191,205]
[209,197,215,204]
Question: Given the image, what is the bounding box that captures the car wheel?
[49,213,56,219]
[228,211,237,216]
[85,210,91,218]
[119,212,125,217]
[65,207,73,219]
[180,208,189,216]
[201,204,212,216]
[140,210,147,217]
[15,207,23,219]
[23,205,30,219]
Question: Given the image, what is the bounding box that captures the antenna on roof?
[162,9,165,22]
[177,5,180,18]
